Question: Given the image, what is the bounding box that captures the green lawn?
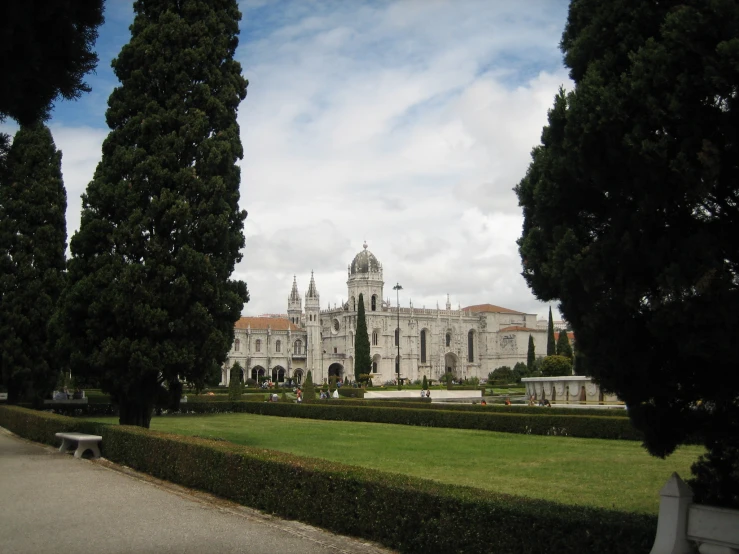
[87,413,703,514]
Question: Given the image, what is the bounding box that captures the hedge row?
[335,399,629,418]
[0,405,656,553]
[175,401,642,441]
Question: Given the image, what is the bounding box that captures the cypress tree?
[0,123,66,404]
[228,362,243,401]
[556,330,573,360]
[303,370,316,401]
[52,0,249,428]
[546,307,556,356]
[0,1,104,124]
[515,0,739,504]
[527,334,535,373]
[422,375,428,391]
[354,293,371,381]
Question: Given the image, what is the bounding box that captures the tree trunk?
[119,399,154,428]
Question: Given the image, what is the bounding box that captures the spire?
[446,294,451,311]
[289,275,300,302]
[307,271,319,298]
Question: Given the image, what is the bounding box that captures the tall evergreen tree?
[52,0,249,428]
[354,293,371,381]
[228,362,243,401]
[556,330,573,360]
[516,0,739,505]
[526,334,535,373]
[0,1,104,124]
[0,123,66,403]
[302,370,316,401]
[546,307,556,356]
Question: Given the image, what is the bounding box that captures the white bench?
[55,432,102,459]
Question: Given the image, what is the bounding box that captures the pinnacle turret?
[290,275,300,301]
[287,275,302,325]
[307,271,319,299]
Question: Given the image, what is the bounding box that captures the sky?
[3,0,572,321]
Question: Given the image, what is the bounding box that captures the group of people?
[319,389,339,400]
[419,390,431,398]
[528,395,551,407]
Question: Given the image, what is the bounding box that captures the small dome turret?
[350,241,381,275]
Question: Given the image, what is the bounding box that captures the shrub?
[302,371,316,401]
[422,375,428,390]
[228,363,244,401]
[541,355,573,377]
[0,405,657,553]
[512,362,529,383]
[490,366,514,384]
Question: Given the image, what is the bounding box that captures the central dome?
[350,241,381,275]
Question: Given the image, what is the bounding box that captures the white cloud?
[39,0,571,323]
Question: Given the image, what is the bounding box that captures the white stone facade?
[223,243,549,386]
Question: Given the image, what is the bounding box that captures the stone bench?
[55,432,102,459]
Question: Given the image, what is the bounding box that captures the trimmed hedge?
[0,405,656,553]
[331,399,629,418]
[213,402,643,441]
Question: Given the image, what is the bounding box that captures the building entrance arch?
[328,363,344,379]
[444,352,458,374]
[251,366,266,382]
[272,366,286,383]
[294,369,304,385]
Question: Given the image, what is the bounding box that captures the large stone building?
[222,243,549,386]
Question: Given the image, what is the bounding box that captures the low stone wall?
[521,376,622,405]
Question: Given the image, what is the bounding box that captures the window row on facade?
[233,338,304,355]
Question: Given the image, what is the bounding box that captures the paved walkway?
[0,428,393,554]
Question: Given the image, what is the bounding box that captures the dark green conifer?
[422,375,428,390]
[354,293,371,381]
[228,363,243,401]
[0,123,66,404]
[52,0,249,428]
[527,334,535,373]
[303,370,316,401]
[546,307,556,356]
[0,1,104,124]
[556,330,573,359]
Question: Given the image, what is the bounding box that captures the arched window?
[351,296,355,311]
[372,331,378,346]
[275,340,281,353]
[394,327,399,346]
[446,332,451,347]
[294,340,302,355]
[395,355,399,374]
[371,295,377,311]
[234,338,240,352]
[467,330,474,362]
[372,361,378,373]
[255,339,262,353]
[420,330,427,363]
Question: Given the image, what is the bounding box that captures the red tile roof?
[463,303,525,315]
[554,331,575,341]
[499,326,538,332]
[235,317,302,331]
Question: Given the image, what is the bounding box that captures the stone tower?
[305,271,322,381]
[287,276,302,326]
[347,241,384,314]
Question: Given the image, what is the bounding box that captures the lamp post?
[393,283,403,389]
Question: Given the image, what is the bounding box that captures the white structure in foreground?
[521,376,622,404]
[650,473,739,554]
[222,242,551,386]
